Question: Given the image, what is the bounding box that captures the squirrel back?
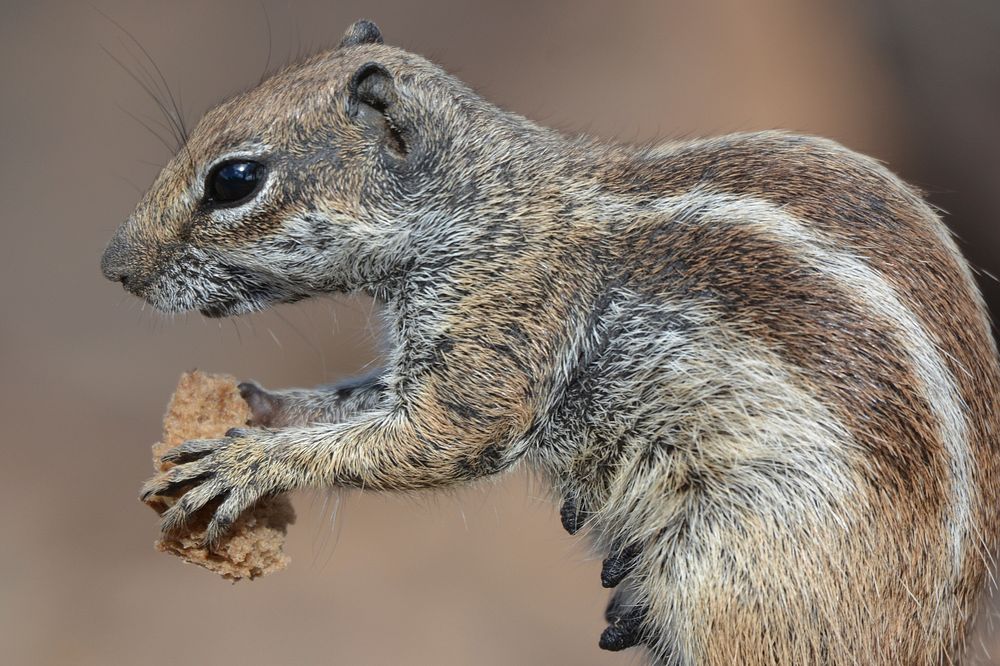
[104,20,1000,665]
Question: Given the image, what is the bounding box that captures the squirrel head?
[101,19,497,317]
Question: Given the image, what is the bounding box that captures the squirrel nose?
[101,231,132,283]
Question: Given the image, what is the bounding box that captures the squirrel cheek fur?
[108,20,1000,665]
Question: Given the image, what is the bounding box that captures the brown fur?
[103,21,1000,665]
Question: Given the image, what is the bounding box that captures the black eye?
[204,160,266,206]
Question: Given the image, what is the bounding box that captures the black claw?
[159,450,180,463]
[559,497,586,535]
[157,472,213,499]
[599,605,647,652]
[601,542,642,588]
[160,447,210,464]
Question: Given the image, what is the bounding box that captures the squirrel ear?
[347,62,408,156]
[348,62,397,115]
[339,20,383,48]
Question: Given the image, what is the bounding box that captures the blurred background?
[1,1,998,664]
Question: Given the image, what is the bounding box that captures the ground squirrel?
[101,19,1000,664]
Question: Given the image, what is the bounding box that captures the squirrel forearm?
[264,406,523,491]
[144,389,528,541]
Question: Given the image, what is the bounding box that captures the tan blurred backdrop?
[1,1,998,665]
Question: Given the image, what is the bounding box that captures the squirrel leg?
[144,390,529,544]
[237,370,387,427]
[147,315,546,543]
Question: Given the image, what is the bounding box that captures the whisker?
[111,34,177,134]
[112,172,144,194]
[94,7,199,174]
[95,8,189,142]
[317,491,346,573]
[310,489,330,565]
[229,318,243,345]
[113,101,177,156]
[274,307,327,376]
[241,314,258,336]
[258,0,274,85]
[266,327,284,350]
[132,109,182,147]
[100,45,183,149]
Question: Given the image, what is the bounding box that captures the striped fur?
[104,21,1000,665]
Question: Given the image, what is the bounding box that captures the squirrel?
[101,19,1000,665]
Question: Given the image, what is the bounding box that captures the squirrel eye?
[205,160,266,206]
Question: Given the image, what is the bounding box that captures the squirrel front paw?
[140,429,294,547]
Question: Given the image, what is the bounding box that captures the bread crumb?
[144,370,295,581]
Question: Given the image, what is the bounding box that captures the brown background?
[1,1,998,664]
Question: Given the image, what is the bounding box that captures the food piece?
[144,370,295,581]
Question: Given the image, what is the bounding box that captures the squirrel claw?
[141,453,216,500]
[142,431,287,544]
[601,541,642,588]
[599,604,647,652]
[559,497,587,535]
[159,438,224,465]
